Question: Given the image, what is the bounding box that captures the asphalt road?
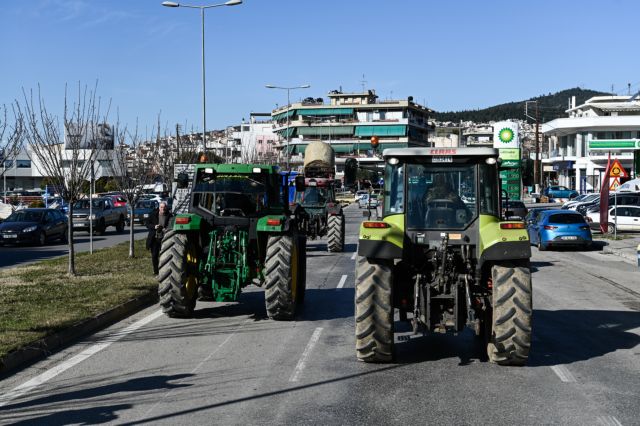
[0,226,148,270]
[1,205,639,425]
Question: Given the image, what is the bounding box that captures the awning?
[272,109,296,122]
[297,126,354,136]
[276,127,296,138]
[298,108,354,116]
[355,125,407,137]
[331,145,354,153]
[284,144,307,155]
[353,142,409,151]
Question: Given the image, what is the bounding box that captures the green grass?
[0,239,158,359]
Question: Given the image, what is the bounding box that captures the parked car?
[0,208,68,246]
[579,192,640,215]
[527,209,592,251]
[542,186,579,200]
[70,197,127,235]
[127,199,159,225]
[562,193,599,210]
[355,190,368,203]
[585,205,640,233]
[367,194,380,209]
[102,193,128,208]
[502,200,527,220]
[358,193,370,209]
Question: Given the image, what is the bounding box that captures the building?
[541,95,640,192]
[270,89,432,170]
[227,113,279,164]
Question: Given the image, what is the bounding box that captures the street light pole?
[162,0,243,156]
[265,84,310,170]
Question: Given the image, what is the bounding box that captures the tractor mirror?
[176,172,190,189]
[294,175,305,192]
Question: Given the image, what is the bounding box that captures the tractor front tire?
[355,255,393,363]
[487,263,532,366]
[158,230,199,317]
[296,235,307,305]
[327,214,345,252]
[264,234,303,320]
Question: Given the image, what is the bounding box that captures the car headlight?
[23,226,38,233]
[90,214,97,220]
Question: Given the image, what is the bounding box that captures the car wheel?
[38,231,46,246]
[537,233,546,251]
[607,223,616,234]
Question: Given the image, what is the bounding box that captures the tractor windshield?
[294,187,329,206]
[193,173,267,217]
[406,164,477,229]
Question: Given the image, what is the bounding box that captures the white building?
[541,95,640,192]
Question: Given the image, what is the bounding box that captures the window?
[3,160,13,168]
[16,160,31,168]
[547,214,585,224]
[383,163,404,216]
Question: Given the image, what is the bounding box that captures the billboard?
[493,121,519,149]
[64,123,114,150]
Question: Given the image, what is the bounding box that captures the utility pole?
[534,102,540,191]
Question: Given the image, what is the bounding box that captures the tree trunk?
[129,205,135,258]
[67,204,76,276]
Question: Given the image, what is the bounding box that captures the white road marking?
[0,309,164,408]
[289,327,323,382]
[337,274,348,289]
[550,365,577,383]
[598,416,623,426]
[351,252,357,260]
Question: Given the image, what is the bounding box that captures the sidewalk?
[593,233,640,266]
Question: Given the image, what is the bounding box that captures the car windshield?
[548,213,585,224]
[5,210,44,222]
[406,164,476,229]
[73,199,103,209]
[135,201,157,209]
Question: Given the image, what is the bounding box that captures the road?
[1,204,639,425]
[0,226,148,270]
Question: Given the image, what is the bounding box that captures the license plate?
[561,236,577,240]
[432,156,452,163]
[2,234,17,239]
[73,223,84,227]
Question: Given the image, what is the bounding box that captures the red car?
[101,194,128,208]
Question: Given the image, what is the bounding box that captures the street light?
[265,84,310,169]
[162,0,242,156]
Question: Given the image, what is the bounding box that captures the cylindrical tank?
[304,141,335,170]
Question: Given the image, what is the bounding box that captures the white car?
[355,190,368,203]
[358,194,370,209]
[585,205,640,233]
[563,193,598,210]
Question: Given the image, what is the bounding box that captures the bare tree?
[0,104,24,199]
[106,119,156,258]
[15,83,107,276]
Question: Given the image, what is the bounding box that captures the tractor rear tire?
[264,234,302,320]
[327,214,345,252]
[355,255,394,363]
[487,263,532,366]
[158,230,199,317]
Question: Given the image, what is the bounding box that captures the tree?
[106,120,157,258]
[0,104,24,200]
[15,83,107,276]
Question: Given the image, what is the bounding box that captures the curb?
[601,245,638,265]
[0,291,158,376]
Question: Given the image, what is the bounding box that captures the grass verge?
[0,239,157,360]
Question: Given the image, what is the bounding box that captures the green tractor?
[158,164,307,320]
[355,147,532,365]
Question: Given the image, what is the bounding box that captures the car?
[355,190,368,203]
[358,193,369,209]
[585,205,640,233]
[579,192,640,215]
[0,208,68,246]
[502,200,527,220]
[542,186,579,200]
[103,194,128,208]
[524,207,548,226]
[367,194,380,209]
[562,193,599,210]
[527,209,592,251]
[127,199,159,226]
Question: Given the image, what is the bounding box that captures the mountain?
[433,88,610,123]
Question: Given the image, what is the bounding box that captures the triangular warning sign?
[609,159,629,178]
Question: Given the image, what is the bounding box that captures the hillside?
[433,88,610,123]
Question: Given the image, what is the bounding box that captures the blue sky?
[2,0,639,135]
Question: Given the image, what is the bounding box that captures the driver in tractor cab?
[424,174,464,207]
[217,193,255,216]
[423,174,469,227]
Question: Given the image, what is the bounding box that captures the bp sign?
[493,121,520,149]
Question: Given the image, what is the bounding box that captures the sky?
[2,0,639,137]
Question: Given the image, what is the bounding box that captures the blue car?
[527,209,592,251]
[542,185,579,200]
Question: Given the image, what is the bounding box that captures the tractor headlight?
[486,157,497,165]
[387,157,399,165]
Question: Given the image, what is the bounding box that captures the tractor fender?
[326,202,342,216]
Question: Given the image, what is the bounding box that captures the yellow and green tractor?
[355,147,532,365]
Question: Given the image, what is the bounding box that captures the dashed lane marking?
[0,309,164,408]
[351,252,357,260]
[337,274,348,289]
[550,365,577,383]
[289,327,323,382]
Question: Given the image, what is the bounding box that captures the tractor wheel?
[355,255,393,363]
[327,214,345,252]
[487,263,532,366]
[264,234,302,320]
[296,235,307,305]
[158,230,199,317]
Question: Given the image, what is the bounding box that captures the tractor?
[355,147,532,365]
[158,163,307,320]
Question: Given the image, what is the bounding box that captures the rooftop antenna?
[628,83,631,95]
[360,74,367,93]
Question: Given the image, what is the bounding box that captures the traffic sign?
[610,177,620,191]
[609,159,629,178]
